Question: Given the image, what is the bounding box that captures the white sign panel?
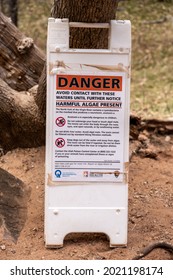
[45,19,131,248]
[52,64,126,182]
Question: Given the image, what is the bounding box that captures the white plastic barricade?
[45,18,131,248]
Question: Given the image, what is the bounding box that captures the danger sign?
[56,75,122,91]
[52,66,126,182]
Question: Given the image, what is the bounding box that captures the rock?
[165,135,171,142]
[138,133,149,143]
[0,244,6,250]
[138,148,158,159]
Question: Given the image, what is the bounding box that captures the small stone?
[11,249,16,254]
[138,134,148,142]
[136,214,143,218]
[0,245,6,250]
[139,148,158,159]
[165,135,171,142]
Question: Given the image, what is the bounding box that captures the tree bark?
[0,11,45,91]
[0,167,30,241]
[9,0,18,26]
[0,1,120,151]
[0,0,18,25]
[0,78,45,152]
[51,0,119,49]
[35,0,119,117]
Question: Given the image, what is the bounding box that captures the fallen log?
[142,119,173,135]
[130,115,173,139]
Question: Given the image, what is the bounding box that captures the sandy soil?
[0,134,173,260]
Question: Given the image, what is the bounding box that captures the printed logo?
[55,117,66,127]
[55,170,62,178]
[83,171,89,177]
[55,138,65,148]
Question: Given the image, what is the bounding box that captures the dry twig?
[132,242,173,260]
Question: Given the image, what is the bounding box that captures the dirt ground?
[0,133,173,260]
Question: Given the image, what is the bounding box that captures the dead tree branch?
[132,242,173,260]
